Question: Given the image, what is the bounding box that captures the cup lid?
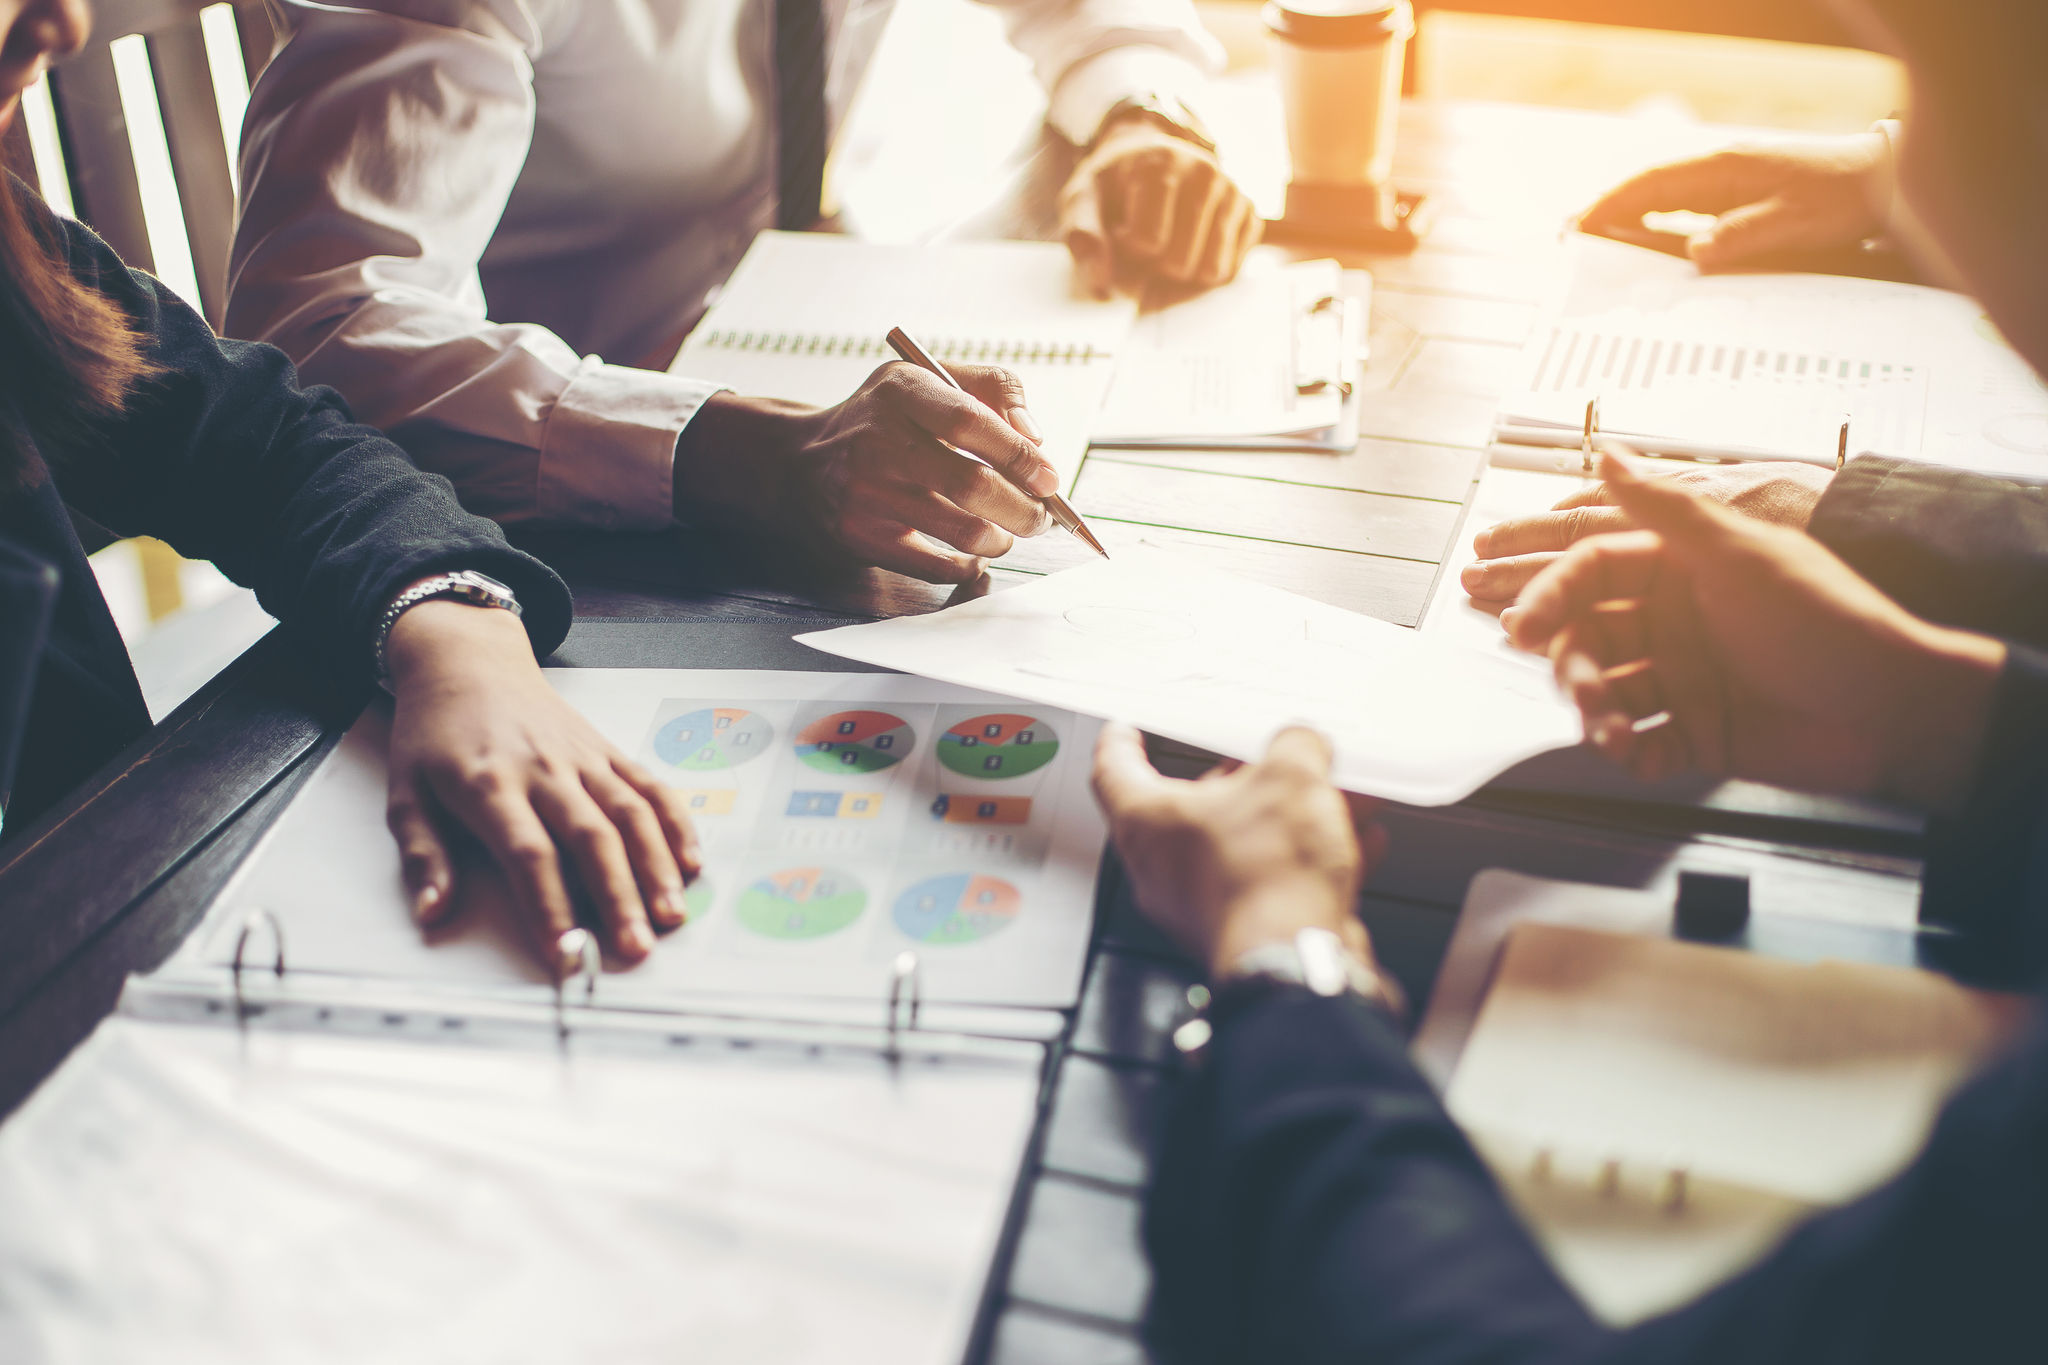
[1262,0,1414,47]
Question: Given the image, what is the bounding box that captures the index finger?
[1506,529,1665,651]
[1579,152,1752,229]
[1091,722,1167,814]
[882,365,1059,497]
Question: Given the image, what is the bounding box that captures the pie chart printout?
[653,708,774,772]
[893,874,1022,945]
[937,714,1059,779]
[736,867,867,940]
[795,710,916,775]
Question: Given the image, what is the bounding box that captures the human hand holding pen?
[671,356,1061,583]
[886,328,1110,559]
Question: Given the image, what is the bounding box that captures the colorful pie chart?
[937,714,1059,779]
[893,873,1022,945]
[795,710,916,775]
[653,707,774,771]
[736,867,867,940]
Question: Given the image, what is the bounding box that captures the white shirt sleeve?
[226,0,721,531]
[978,0,1224,144]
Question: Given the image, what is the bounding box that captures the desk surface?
[0,96,1928,1364]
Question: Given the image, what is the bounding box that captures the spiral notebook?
[672,232,1137,492]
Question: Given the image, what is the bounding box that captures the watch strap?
[371,570,523,690]
[1091,92,1218,156]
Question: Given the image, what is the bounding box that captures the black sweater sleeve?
[39,202,570,677]
[1809,457,2048,649]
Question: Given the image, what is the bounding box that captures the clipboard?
[1090,254,1369,453]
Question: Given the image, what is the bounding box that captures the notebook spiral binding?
[693,331,1109,365]
[125,911,1025,1071]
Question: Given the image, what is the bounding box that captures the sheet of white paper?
[0,1017,1039,1365]
[1091,253,1359,446]
[199,670,1105,1019]
[670,232,1135,491]
[1498,235,2048,473]
[798,551,1581,807]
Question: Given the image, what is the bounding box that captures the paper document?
[1434,874,2026,1323]
[798,551,1581,806]
[671,232,1135,491]
[1495,235,2048,475]
[0,1017,1039,1364]
[202,670,1106,1019]
[1092,252,1368,450]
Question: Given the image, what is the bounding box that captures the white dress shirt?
[226,0,1220,530]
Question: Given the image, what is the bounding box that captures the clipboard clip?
[553,928,600,1046]
[885,951,923,1060]
[1293,293,1358,397]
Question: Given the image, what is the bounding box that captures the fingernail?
[1472,529,1493,556]
[1499,606,1522,633]
[1462,560,1489,585]
[652,888,686,928]
[624,922,655,957]
[1010,407,1044,444]
[554,929,591,980]
[411,883,443,924]
[1024,464,1059,497]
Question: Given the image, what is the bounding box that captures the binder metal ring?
[886,951,922,1058]
[553,928,601,1044]
[230,909,286,1027]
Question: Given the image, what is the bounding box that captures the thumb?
[1596,451,1737,558]
[1688,196,1801,269]
[1060,173,1115,300]
[387,779,458,927]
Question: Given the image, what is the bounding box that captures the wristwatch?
[1091,92,1218,157]
[1174,926,1405,1060]
[370,570,523,690]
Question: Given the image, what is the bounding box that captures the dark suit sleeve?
[1809,456,2048,648]
[38,204,570,678]
[1149,984,2048,1365]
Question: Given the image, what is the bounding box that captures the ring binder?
[230,909,285,1026]
[693,330,1107,367]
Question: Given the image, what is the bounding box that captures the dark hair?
[0,175,158,488]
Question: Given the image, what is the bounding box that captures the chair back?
[23,0,275,327]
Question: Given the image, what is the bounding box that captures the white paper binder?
[0,925,1046,1365]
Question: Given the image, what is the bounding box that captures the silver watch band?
[1224,927,1405,1015]
[371,570,523,689]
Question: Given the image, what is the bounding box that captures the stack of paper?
[799,550,1581,807]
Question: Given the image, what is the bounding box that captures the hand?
[1060,116,1260,298]
[1090,723,1387,977]
[1462,461,1833,604]
[382,601,705,977]
[674,362,1057,584]
[1579,133,1890,270]
[1504,455,2005,809]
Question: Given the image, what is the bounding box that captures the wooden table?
[0,90,1929,1364]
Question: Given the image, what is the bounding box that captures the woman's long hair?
[0,173,156,488]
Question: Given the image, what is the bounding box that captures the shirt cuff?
[537,358,727,531]
[1046,45,1219,147]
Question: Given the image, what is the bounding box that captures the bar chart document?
[1495,235,2048,475]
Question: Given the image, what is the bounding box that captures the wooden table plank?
[1069,458,1467,563]
[1085,439,1482,504]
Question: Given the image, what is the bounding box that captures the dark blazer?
[1811,458,2048,954]
[1145,646,2048,1365]
[0,180,570,839]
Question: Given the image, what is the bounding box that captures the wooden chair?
[20,0,276,328]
